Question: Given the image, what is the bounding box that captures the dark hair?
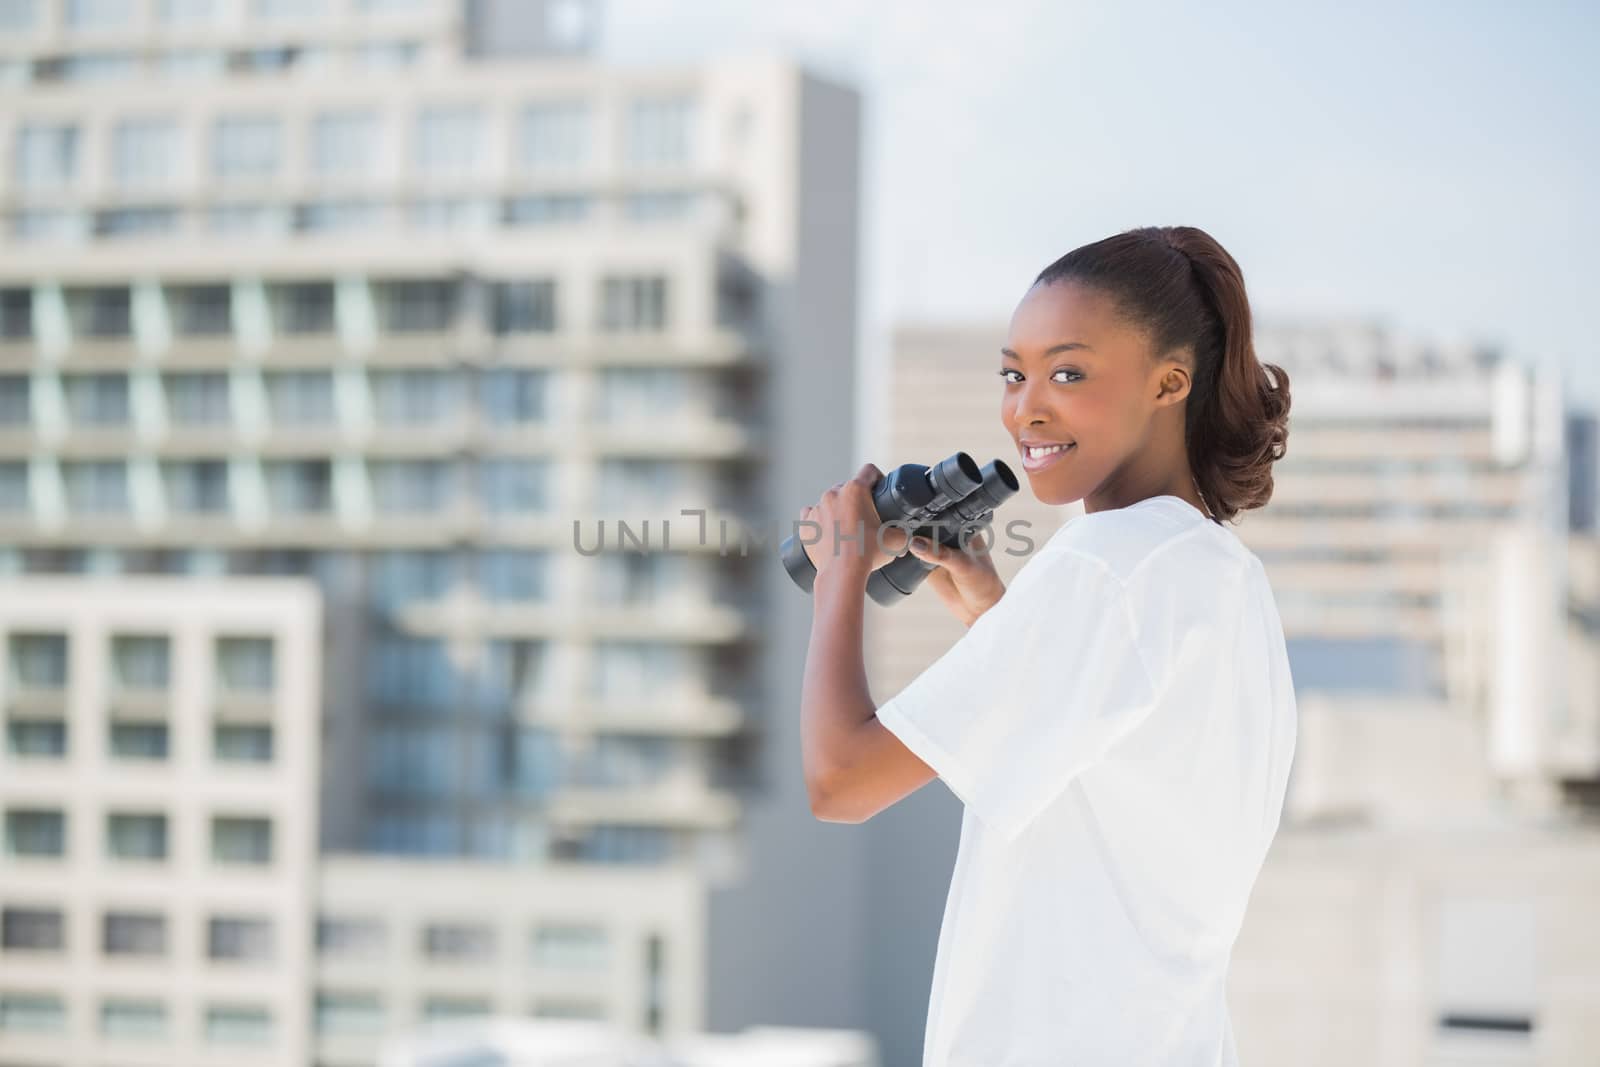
[1033,225,1290,525]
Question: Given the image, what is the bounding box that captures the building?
[0,0,866,1063]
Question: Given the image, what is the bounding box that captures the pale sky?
[603,0,1600,415]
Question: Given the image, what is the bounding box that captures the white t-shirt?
[874,494,1298,1066]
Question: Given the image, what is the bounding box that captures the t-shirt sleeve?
[873,547,1162,843]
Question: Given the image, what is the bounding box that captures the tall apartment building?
[0,1,867,1063]
[879,317,1600,1066]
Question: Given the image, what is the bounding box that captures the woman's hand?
[907,530,1007,627]
[799,463,904,581]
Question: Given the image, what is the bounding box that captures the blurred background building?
[0,0,870,1064]
[871,318,1600,1066]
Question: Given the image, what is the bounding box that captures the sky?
[602,0,1600,420]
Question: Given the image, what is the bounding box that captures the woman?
[799,225,1297,1065]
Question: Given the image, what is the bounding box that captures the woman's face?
[999,280,1176,507]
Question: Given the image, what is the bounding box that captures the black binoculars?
[779,451,1020,606]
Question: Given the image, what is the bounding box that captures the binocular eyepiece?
[779,451,1020,606]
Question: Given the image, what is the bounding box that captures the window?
[9,632,66,688]
[530,922,609,970]
[14,123,78,189]
[164,459,229,514]
[624,191,697,223]
[209,202,289,235]
[65,0,133,26]
[370,459,450,514]
[204,1004,272,1045]
[170,284,232,336]
[366,635,459,710]
[162,47,225,77]
[159,0,216,23]
[422,922,494,961]
[110,722,169,759]
[0,0,39,31]
[296,199,381,233]
[1,906,64,950]
[163,371,233,422]
[62,460,130,515]
[214,724,273,763]
[370,368,457,426]
[598,276,668,332]
[314,991,383,1035]
[103,911,166,955]
[264,459,333,514]
[479,640,546,708]
[518,101,588,169]
[112,634,170,689]
[64,372,129,425]
[367,724,454,796]
[212,116,281,180]
[0,993,65,1034]
[0,461,26,513]
[422,996,490,1022]
[264,369,335,425]
[272,281,335,334]
[100,998,167,1039]
[216,635,274,693]
[377,279,456,333]
[413,105,484,177]
[503,194,588,226]
[68,286,131,337]
[6,718,66,757]
[479,458,547,514]
[310,111,379,177]
[106,812,167,861]
[96,206,179,238]
[478,549,547,602]
[316,917,386,957]
[533,998,606,1020]
[208,916,273,962]
[592,641,692,701]
[368,550,451,612]
[111,118,179,189]
[490,280,557,334]
[624,96,695,166]
[480,367,547,423]
[0,287,32,338]
[211,815,272,865]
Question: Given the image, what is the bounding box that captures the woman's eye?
[996,369,1023,384]
[1051,369,1082,383]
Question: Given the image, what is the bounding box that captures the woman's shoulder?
[1035,497,1251,598]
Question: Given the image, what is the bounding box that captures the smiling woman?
[799,225,1299,1067]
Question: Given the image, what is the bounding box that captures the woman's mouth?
[1020,441,1075,472]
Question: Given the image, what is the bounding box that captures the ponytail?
[1033,225,1291,525]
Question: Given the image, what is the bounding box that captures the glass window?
[311,111,379,177]
[161,47,225,77]
[103,911,166,955]
[597,276,668,332]
[478,549,546,602]
[208,201,289,235]
[0,460,27,513]
[263,459,333,514]
[518,101,588,169]
[96,206,179,238]
[211,815,272,865]
[0,993,65,1034]
[478,640,545,708]
[110,722,169,760]
[0,287,32,338]
[533,997,607,1020]
[480,368,547,423]
[314,992,384,1035]
[377,279,456,333]
[60,52,138,81]
[413,105,484,177]
[592,641,691,701]
[6,718,66,757]
[422,996,490,1022]
[368,549,451,611]
[423,922,494,960]
[204,1004,272,1045]
[112,118,179,189]
[370,459,450,514]
[370,368,457,426]
[14,124,79,188]
[215,724,273,763]
[212,116,281,180]
[478,458,546,514]
[295,199,381,233]
[0,0,39,31]
[106,812,167,860]
[208,916,273,961]
[316,917,386,957]
[165,371,231,425]
[63,372,129,424]
[159,0,217,23]
[100,998,167,1039]
[61,460,129,515]
[624,95,695,167]
[0,376,25,424]
[271,281,335,334]
[490,280,557,335]
[9,632,66,687]
[170,284,232,336]
[502,194,587,226]
[216,635,274,693]
[68,286,131,337]
[112,634,170,688]
[366,635,459,711]
[64,0,133,26]
[164,460,229,514]
[2,907,64,950]
[530,922,609,970]
[263,369,335,425]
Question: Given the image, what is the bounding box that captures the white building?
[0,1,869,1064]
